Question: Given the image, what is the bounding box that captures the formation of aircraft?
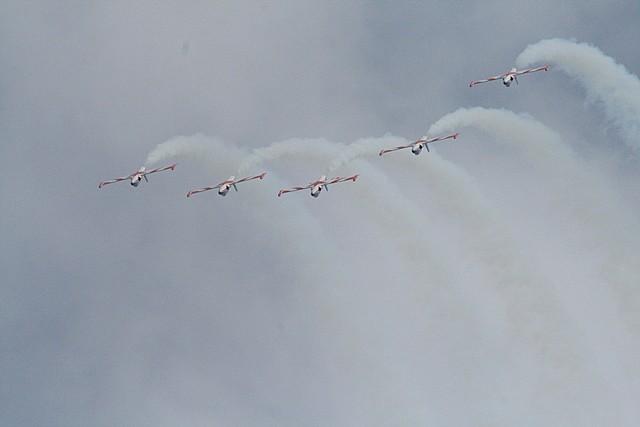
[278,175,359,198]
[98,164,176,188]
[187,173,266,197]
[469,66,550,87]
[379,133,460,156]
[100,63,550,199]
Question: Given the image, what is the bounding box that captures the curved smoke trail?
[429,107,640,355]
[326,135,397,173]
[144,128,640,422]
[238,137,455,280]
[145,134,486,420]
[516,38,640,154]
[144,134,425,419]
[144,133,240,168]
[236,137,340,175]
[326,133,628,420]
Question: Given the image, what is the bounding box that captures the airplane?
[379,133,460,156]
[187,173,267,197]
[98,164,177,188]
[469,66,550,87]
[278,175,358,198]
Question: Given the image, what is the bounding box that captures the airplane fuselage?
[311,185,322,197]
[503,68,517,86]
[218,184,231,196]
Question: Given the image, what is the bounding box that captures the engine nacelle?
[311,185,322,197]
[130,176,141,186]
[411,143,423,155]
[218,184,230,196]
[502,76,513,86]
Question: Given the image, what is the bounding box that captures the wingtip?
[378,150,385,156]
[352,174,359,181]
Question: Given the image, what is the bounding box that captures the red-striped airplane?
[379,133,460,156]
[99,164,177,188]
[278,175,358,198]
[469,66,550,87]
[187,173,266,197]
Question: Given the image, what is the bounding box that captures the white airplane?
[278,174,358,198]
[99,164,177,188]
[379,133,460,156]
[469,66,550,87]
[187,173,267,197]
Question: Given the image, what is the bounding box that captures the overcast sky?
[2,1,640,425]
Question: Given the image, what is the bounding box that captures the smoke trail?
[144,133,422,420]
[147,129,640,421]
[245,138,537,423]
[239,137,455,278]
[326,134,629,421]
[516,38,640,154]
[429,107,640,352]
[144,133,242,169]
[326,134,397,173]
[236,137,340,175]
[238,137,459,283]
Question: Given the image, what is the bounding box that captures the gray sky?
[2,1,640,425]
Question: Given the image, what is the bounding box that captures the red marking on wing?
[98,175,133,188]
[233,173,267,185]
[186,185,219,197]
[277,185,310,197]
[379,144,411,156]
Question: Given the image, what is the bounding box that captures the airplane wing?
[419,132,460,144]
[186,183,223,197]
[379,143,413,156]
[277,184,313,197]
[514,65,550,76]
[187,173,266,197]
[141,164,177,177]
[232,172,267,185]
[469,73,507,87]
[379,133,459,155]
[98,173,135,188]
[324,175,359,186]
[277,175,357,196]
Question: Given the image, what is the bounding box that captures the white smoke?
[326,134,397,173]
[429,108,640,379]
[516,38,640,154]
[237,137,340,176]
[144,133,241,169]
[136,102,640,424]
[325,131,627,419]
